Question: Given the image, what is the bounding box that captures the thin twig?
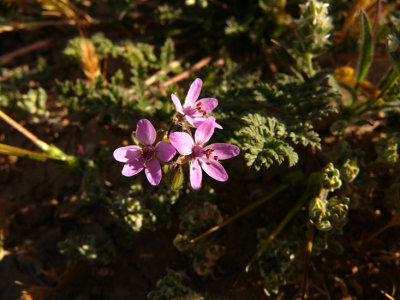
[245,181,318,272]
[0,109,48,150]
[0,37,56,65]
[189,183,290,244]
[364,213,400,244]
[160,56,212,89]
[145,60,182,86]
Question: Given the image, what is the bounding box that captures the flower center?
[141,146,155,161]
[192,145,205,158]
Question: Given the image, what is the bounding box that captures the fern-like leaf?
[234,113,298,170]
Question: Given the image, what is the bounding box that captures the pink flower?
[113,119,176,185]
[169,117,240,190]
[171,78,222,129]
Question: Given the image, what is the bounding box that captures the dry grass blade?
[80,39,101,81]
[380,289,396,300]
[0,197,17,260]
[15,260,77,300]
[336,0,396,42]
[0,20,77,34]
[37,0,93,24]
[0,37,56,65]
[336,0,374,41]
[16,283,54,300]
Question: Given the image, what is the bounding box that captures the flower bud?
[165,164,184,190]
[131,131,140,145]
[295,0,333,54]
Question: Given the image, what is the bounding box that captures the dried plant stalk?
[80,39,101,81]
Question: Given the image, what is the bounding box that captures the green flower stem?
[277,0,287,24]
[305,52,314,77]
[245,183,318,272]
[301,225,314,300]
[189,182,292,244]
[0,109,84,168]
[0,143,51,162]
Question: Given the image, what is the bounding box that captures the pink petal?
[169,132,194,155]
[185,115,196,127]
[155,141,176,162]
[184,78,202,107]
[182,106,198,117]
[192,98,218,117]
[113,145,142,163]
[190,158,203,190]
[145,158,162,185]
[136,119,156,146]
[199,158,228,182]
[192,118,223,129]
[194,116,215,145]
[171,94,184,114]
[204,143,240,160]
[121,157,145,177]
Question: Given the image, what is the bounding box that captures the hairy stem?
[305,52,314,77]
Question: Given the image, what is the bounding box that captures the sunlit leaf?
[356,10,373,86]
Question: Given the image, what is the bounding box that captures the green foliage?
[287,122,321,148]
[108,186,157,232]
[224,17,248,35]
[234,113,299,170]
[55,72,132,126]
[57,34,180,127]
[160,38,175,70]
[58,234,116,263]
[376,136,399,164]
[173,200,224,276]
[64,33,117,60]
[0,58,49,115]
[255,71,338,123]
[155,4,182,24]
[147,269,204,300]
[356,11,373,86]
[340,159,359,183]
[0,86,47,116]
[255,229,299,296]
[388,17,400,74]
[309,195,349,232]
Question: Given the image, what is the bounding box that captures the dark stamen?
[141,147,154,161]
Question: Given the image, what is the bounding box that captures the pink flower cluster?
[113,78,239,190]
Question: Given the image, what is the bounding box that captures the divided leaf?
[234,113,299,170]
